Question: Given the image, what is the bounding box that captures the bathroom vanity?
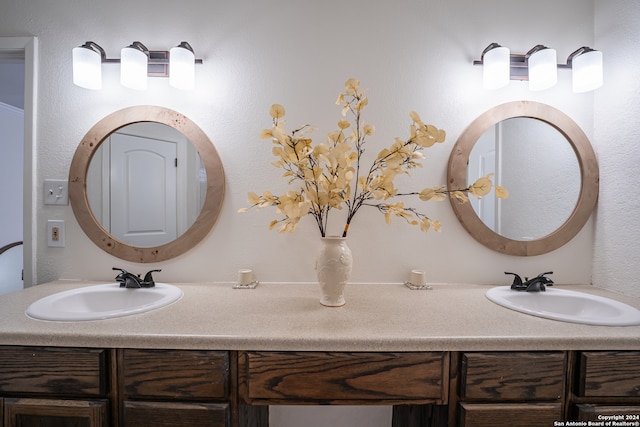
[1,281,639,426]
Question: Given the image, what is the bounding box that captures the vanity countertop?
[0,281,639,351]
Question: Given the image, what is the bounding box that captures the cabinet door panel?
[4,398,108,427]
[579,351,640,397]
[123,401,228,427]
[0,346,107,396]
[459,403,562,427]
[240,351,447,404]
[122,349,229,400]
[460,352,565,401]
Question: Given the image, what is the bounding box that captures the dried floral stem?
[239,78,507,238]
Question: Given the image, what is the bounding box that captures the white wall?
[593,0,640,297]
[0,0,598,288]
[4,0,633,425]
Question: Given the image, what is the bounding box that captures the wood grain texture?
[579,351,640,397]
[122,401,228,427]
[459,402,562,427]
[0,346,107,396]
[4,398,109,427]
[68,105,225,263]
[121,349,229,400]
[239,351,447,404]
[447,101,599,256]
[460,352,565,401]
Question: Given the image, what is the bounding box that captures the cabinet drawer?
[4,398,109,427]
[123,401,229,427]
[576,404,640,420]
[578,351,640,397]
[0,346,108,396]
[460,352,565,401]
[239,351,447,404]
[459,403,562,427]
[121,349,229,400]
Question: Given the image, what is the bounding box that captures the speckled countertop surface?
[1,280,639,351]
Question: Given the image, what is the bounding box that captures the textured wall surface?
[0,0,599,288]
[593,0,640,297]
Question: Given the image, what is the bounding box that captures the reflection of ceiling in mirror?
[86,122,206,247]
[469,117,580,241]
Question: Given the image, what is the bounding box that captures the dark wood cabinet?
[239,351,448,405]
[2,345,640,427]
[571,351,640,420]
[453,352,567,427]
[119,349,231,427]
[3,398,109,427]
[0,346,111,427]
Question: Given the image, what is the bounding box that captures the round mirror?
[447,101,598,256]
[69,106,225,262]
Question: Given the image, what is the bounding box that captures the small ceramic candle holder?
[233,269,259,289]
[404,269,431,290]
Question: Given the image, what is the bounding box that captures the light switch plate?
[44,179,69,205]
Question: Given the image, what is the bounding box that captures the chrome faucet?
[505,271,554,292]
[113,268,161,288]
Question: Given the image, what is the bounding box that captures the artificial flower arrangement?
[239,78,507,237]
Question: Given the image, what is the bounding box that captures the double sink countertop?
[0,280,639,352]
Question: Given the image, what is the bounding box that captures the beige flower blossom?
[240,78,506,237]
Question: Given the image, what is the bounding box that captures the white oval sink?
[486,286,640,326]
[26,283,183,321]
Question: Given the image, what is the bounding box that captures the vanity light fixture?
[120,41,149,90]
[72,40,203,90]
[526,45,557,91]
[474,43,603,92]
[568,47,603,93]
[169,42,196,90]
[72,42,107,90]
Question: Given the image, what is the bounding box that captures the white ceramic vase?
[315,236,353,307]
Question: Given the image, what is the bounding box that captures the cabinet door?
[460,352,565,401]
[122,401,229,427]
[459,403,562,427]
[578,351,640,397]
[0,346,108,396]
[121,349,229,400]
[3,398,109,427]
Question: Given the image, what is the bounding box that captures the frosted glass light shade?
[72,46,102,90]
[483,46,510,90]
[169,45,195,90]
[572,50,603,93]
[121,46,148,90]
[528,48,557,91]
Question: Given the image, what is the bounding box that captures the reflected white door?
[110,133,177,247]
[468,127,497,231]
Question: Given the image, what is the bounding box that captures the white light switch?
[47,220,65,247]
[44,179,69,205]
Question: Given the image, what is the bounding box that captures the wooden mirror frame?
[447,101,598,256]
[69,105,225,262]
